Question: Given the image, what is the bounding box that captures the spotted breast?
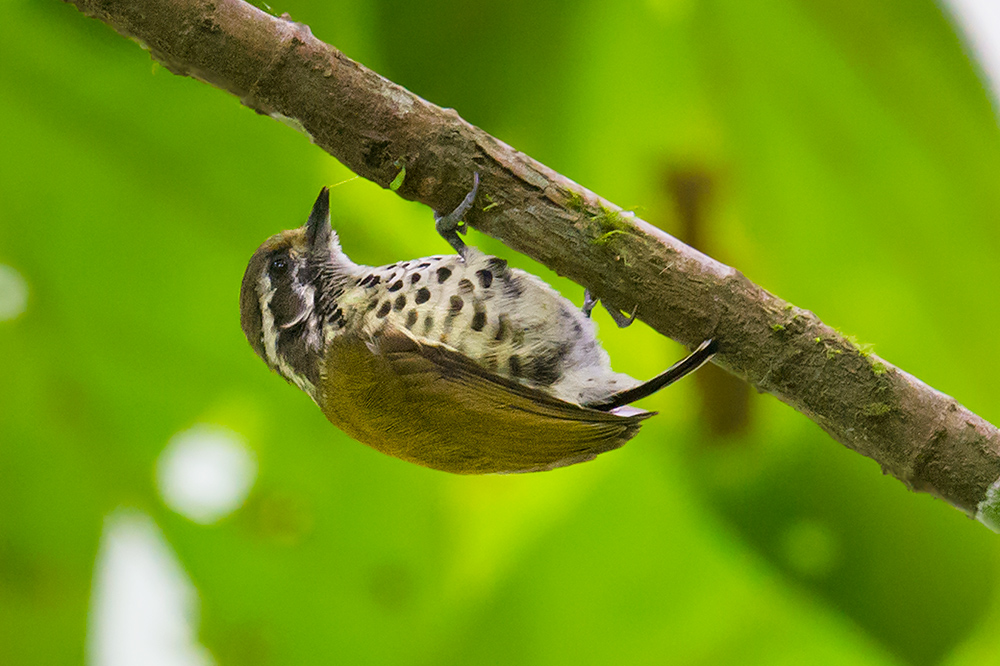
[333,249,637,406]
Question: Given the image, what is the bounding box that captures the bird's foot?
[434,172,479,260]
[582,289,637,328]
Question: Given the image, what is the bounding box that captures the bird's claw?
[583,290,637,328]
[583,289,599,317]
[434,172,479,260]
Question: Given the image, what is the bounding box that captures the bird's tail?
[587,339,718,412]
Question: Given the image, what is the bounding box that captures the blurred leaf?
[686,0,1000,663]
[2,0,1000,665]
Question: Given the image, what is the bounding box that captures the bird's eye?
[269,256,289,277]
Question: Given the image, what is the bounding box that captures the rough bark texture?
[67,0,1000,520]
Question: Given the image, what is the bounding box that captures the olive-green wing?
[319,327,653,474]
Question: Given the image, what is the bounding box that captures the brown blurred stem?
[67,0,1000,521]
[666,167,752,440]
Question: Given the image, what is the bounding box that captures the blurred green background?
[3,0,1000,664]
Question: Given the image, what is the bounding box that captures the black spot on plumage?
[508,354,522,378]
[458,278,474,294]
[405,309,418,329]
[386,272,397,282]
[415,287,431,304]
[573,321,583,336]
[376,301,391,318]
[494,315,509,341]
[486,257,508,274]
[367,299,379,312]
[393,295,406,311]
[502,275,525,298]
[417,262,431,268]
[486,356,498,371]
[424,315,435,333]
[449,295,464,314]
[388,280,404,292]
[476,269,493,289]
[385,264,397,270]
[530,358,559,386]
[437,267,453,283]
[410,273,421,284]
[368,275,381,287]
[529,344,569,387]
[471,309,487,332]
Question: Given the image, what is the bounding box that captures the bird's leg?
[582,289,599,317]
[582,290,637,328]
[434,172,480,260]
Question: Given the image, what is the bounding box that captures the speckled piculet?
[240,175,717,473]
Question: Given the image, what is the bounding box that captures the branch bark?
[67,0,1000,527]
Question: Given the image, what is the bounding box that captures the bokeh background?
[3,0,1000,664]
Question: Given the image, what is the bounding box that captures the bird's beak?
[305,187,331,253]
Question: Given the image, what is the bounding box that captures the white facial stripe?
[257,273,280,367]
[286,372,316,400]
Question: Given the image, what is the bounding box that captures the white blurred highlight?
[157,424,257,524]
[0,263,28,321]
[947,0,1000,110]
[87,511,214,666]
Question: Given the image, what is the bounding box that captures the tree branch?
[67,0,1000,527]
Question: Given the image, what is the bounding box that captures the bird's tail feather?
[587,339,718,411]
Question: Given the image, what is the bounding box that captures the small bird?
[240,176,717,474]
